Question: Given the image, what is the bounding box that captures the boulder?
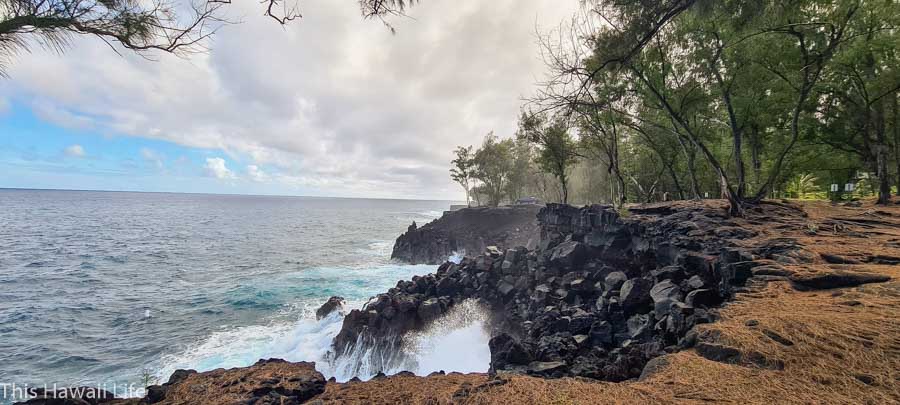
[619,278,653,310]
[527,361,568,376]
[650,280,683,318]
[316,296,345,320]
[604,272,628,291]
[589,321,613,346]
[695,342,742,364]
[549,240,587,268]
[498,281,516,298]
[685,289,722,308]
[685,275,706,290]
[489,333,533,370]
[417,298,443,323]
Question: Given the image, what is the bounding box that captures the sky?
[0,0,578,200]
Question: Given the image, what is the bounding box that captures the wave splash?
[158,300,491,383]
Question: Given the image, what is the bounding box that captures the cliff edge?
[391,205,541,265]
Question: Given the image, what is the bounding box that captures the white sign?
[830,184,839,192]
[845,183,855,192]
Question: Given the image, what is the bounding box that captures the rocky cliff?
[391,205,541,265]
[332,201,839,381]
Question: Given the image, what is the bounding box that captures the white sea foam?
[157,299,491,383]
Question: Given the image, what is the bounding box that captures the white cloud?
[2,0,579,198]
[204,157,236,179]
[140,147,164,169]
[64,144,86,158]
[246,165,269,182]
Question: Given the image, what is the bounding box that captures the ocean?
[0,189,490,400]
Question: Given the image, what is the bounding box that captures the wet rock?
[417,298,442,323]
[316,296,345,320]
[489,333,533,370]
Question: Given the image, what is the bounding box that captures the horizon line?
[0,187,457,203]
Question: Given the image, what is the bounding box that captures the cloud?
[204,157,236,179]
[64,144,86,158]
[246,165,269,182]
[140,147,164,169]
[2,0,579,198]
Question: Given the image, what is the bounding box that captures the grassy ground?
[317,198,900,404]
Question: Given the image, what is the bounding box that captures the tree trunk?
[749,125,762,186]
[875,99,891,204]
[675,128,701,199]
[893,91,899,197]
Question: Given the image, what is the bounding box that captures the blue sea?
[0,189,490,401]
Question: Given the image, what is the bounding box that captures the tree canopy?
[451,0,899,212]
[0,0,416,75]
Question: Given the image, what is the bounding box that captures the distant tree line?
[450,0,900,214]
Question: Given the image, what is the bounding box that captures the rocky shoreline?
[391,205,540,265]
[334,202,783,381]
[16,200,897,405]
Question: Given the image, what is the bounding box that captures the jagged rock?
[650,280,683,318]
[417,298,442,323]
[137,359,325,405]
[589,321,613,346]
[549,240,587,268]
[651,265,686,282]
[685,288,721,308]
[604,272,628,291]
[489,333,533,371]
[391,205,541,264]
[619,278,653,310]
[685,275,706,290]
[328,201,817,383]
[316,296,345,320]
[436,276,461,296]
[527,361,568,376]
[626,313,651,340]
[498,281,516,298]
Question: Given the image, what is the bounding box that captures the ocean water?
[0,189,490,399]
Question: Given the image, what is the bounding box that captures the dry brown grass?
[318,199,900,404]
